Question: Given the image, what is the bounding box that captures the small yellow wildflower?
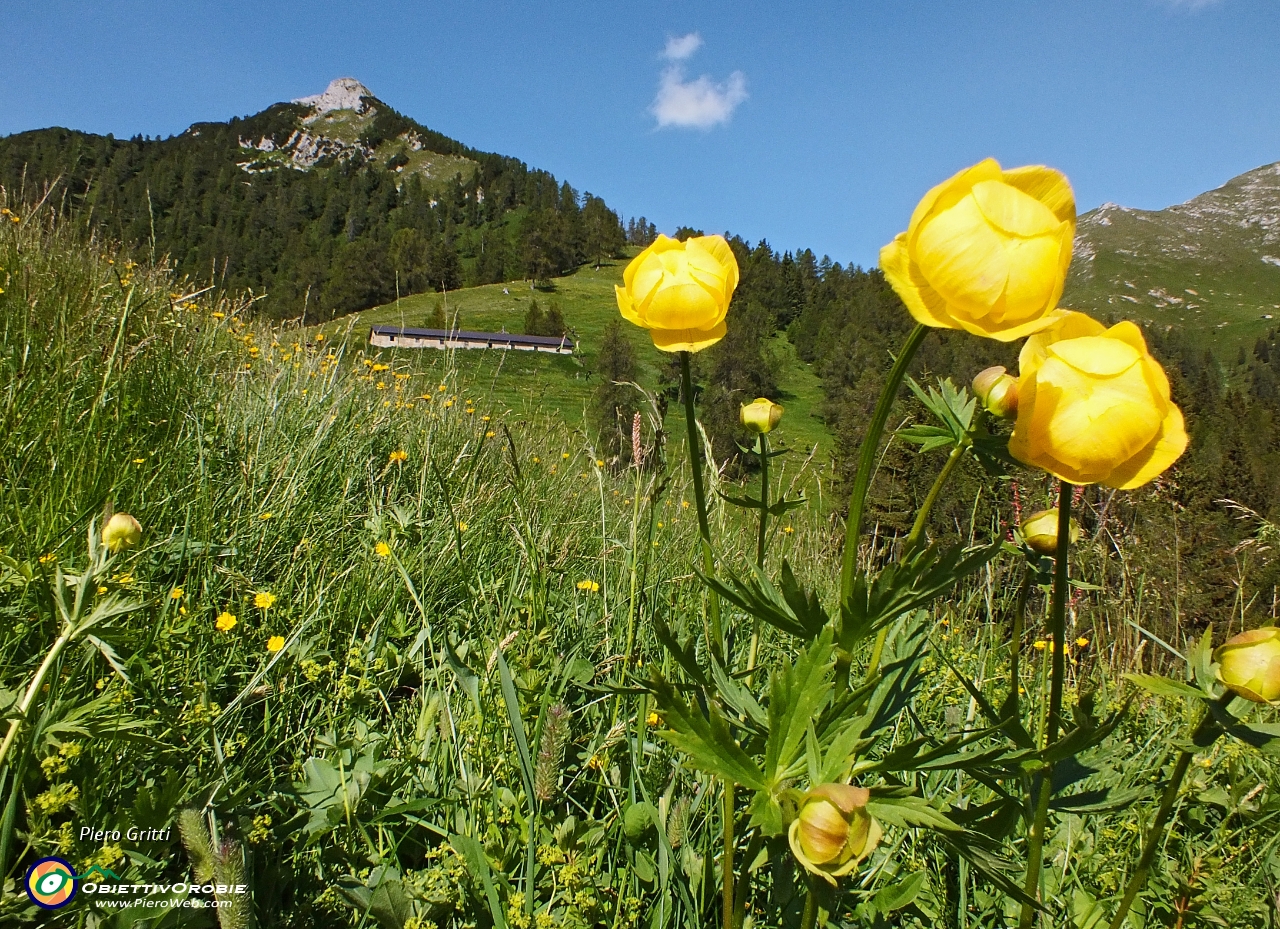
[254,591,277,609]
[39,553,56,564]
[97,585,109,595]
[171,587,184,600]
[562,452,570,460]
[1076,636,1090,648]
[783,526,795,535]
[132,457,145,465]
[532,456,541,464]
[646,712,659,727]
[266,635,285,653]
[481,415,491,422]
[211,312,225,320]
[371,363,389,372]
[1032,640,1047,651]
[216,612,237,632]
[389,450,408,463]
[314,333,324,342]
[458,521,469,533]
[681,500,690,509]
[485,431,496,438]
[576,580,600,593]
[596,459,605,467]
[259,512,273,520]
[375,542,391,558]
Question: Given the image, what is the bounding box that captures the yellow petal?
[650,321,726,353]
[615,285,643,327]
[954,307,1065,342]
[971,179,1061,238]
[880,234,957,330]
[906,158,1003,242]
[999,165,1076,225]
[686,235,739,295]
[628,250,674,316]
[1104,403,1188,489]
[1048,336,1142,377]
[913,193,1010,316]
[1018,311,1104,377]
[643,280,722,331]
[993,233,1066,322]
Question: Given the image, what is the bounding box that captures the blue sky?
[3,1,1278,268]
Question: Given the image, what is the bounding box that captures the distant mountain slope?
[0,78,627,321]
[1064,161,1280,345]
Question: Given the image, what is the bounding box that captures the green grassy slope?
[1064,161,1280,348]
[318,255,836,460]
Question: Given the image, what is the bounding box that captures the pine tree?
[590,320,640,465]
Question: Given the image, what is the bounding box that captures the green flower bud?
[1019,508,1080,556]
[1214,626,1280,703]
[102,513,142,553]
[972,365,1018,418]
[740,398,784,435]
[787,784,882,885]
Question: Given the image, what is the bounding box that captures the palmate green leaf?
[902,375,976,447]
[866,793,959,832]
[653,615,710,688]
[839,541,1003,651]
[873,871,927,915]
[1207,700,1280,754]
[649,672,765,790]
[1050,786,1151,814]
[707,650,767,732]
[764,628,835,786]
[701,560,828,641]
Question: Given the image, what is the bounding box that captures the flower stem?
[746,434,769,684]
[799,885,818,929]
[1018,481,1073,928]
[680,351,721,649]
[723,782,735,929]
[905,439,968,551]
[840,324,928,604]
[1107,697,1228,929]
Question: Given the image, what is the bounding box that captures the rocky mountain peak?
[292,78,376,115]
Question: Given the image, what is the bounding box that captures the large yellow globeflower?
[880,158,1076,341]
[615,234,740,352]
[1009,312,1187,488]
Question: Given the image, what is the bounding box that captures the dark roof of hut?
[369,326,573,348]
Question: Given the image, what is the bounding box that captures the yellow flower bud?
[1214,627,1280,703]
[1019,508,1080,556]
[787,784,882,885]
[1009,312,1188,488]
[740,398,784,434]
[971,366,1018,418]
[615,234,740,352]
[880,159,1075,342]
[101,513,142,553]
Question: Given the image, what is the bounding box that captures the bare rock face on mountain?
[293,77,377,115]
[1065,162,1280,342]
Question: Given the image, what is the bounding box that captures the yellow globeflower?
[1214,627,1280,703]
[102,513,142,553]
[880,158,1075,341]
[1009,312,1187,488]
[787,784,882,886]
[740,398,784,434]
[615,234,740,352]
[1019,508,1080,556]
[266,635,286,653]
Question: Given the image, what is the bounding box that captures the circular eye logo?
[25,857,78,909]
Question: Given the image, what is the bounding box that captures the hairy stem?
[905,439,969,551]
[746,433,769,683]
[722,783,735,929]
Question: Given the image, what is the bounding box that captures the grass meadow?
[0,211,1277,928]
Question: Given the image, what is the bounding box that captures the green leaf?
[495,650,536,801]
[452,834,508,929]
[763,629,835,787]
[866,794,958,832]
[649,673,766,790]
[701,560,828,640]
[839,541,1002,651]
[873,871,927,914]
[1125,673,1205,703]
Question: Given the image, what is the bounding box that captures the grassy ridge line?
[322,255,836,464]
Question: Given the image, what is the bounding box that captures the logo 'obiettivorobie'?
[25,857,79,909]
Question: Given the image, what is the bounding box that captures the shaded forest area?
[0,101,628,321]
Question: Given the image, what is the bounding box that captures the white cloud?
[650,35,746,130]
[663,32,704,61]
